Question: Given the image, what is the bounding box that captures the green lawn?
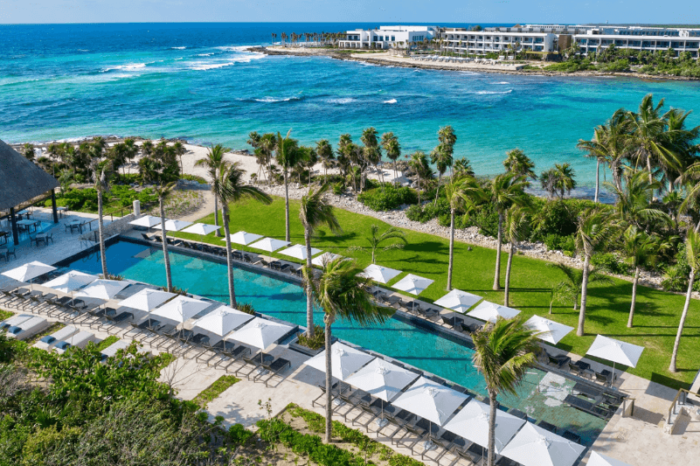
[174,197,700,389]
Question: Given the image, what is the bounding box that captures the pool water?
[63,239,607,445]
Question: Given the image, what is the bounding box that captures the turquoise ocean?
[2,22,700,189]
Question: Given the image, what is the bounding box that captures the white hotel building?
[338,26,438,49]
[441,27,558,55]
[574,26,700,58]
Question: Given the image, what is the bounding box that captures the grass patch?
[296,325,325,350]
[96,336,119,351]
[194,375,240,408]
[26,323,65,345]
[0,309,14,321]
[173,196,700,389]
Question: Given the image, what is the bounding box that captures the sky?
[0,0,698,25]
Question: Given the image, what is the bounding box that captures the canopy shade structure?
[118,288,175,312]
[0,139,59,211]
[392,376,469,426]
[74,279,130,300]
[392,274,434,296]
[433,289,483,313]
[468,301,520,323]
[525,315,574,345]
[500,423,585,466]
[2,261,56,282]
[42,271,97,293]
[586,335,644,368]
[193,306,254,336]
[227,231,263,246]
[442,399,525,454]
[587,452,632,466]
[360,264,402,284]
[249,237,291,253]
[344,358,419,402]
[149,296,211,324]
[312,253,343,267]
[229,317,294,350]
[129,215,162,228]
[279,244,322,261]
[180,223,221,235]
[161,219,193,232]
[305,342,375,381]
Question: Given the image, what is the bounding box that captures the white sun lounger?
[0,314,33,331]
[34,325,79,351]
[53,331,95,354]
[100,340,130,362]
[5,317,49,340]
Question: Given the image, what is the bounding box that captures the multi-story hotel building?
[574,26,700,58]
[338,26,438,49]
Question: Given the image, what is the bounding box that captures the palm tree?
[306,257,393,442]
[349,225,407,264]
[380,132,401,185]
[361,128,381,187]
[195,145,227,237]
[553,163,576,198]
[621,226,666,328]
[453,158,475,178]
[215,162,272,307]
[472,317,540,466]
[172,141,186,173]
[91,159,112,278]
[409,151,434,206]
[539,168,558,199]
[444,177,477,290]
[431,126,457,203]
[575,207,614,336]
[300,184,341,337]
[316,140,334,178]
[276,131,306,242]
[503,206,531,307]
[610,169,671,230]
[155,182,177,292]
[547,262,612,312]
[670,229,700,373]
[503,149,537,180]
[21,143,35,161]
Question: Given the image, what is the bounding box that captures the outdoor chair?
[547,352,571,368]
[397,424,428,453]
[101,312,134,333]
[45,232,55,244]
[424,437,451,462]
[236,352,275,379]
[562,430,581,444]
[351,398,382,432]
[242,254,253,263]
[496,456,521,466]
[574,360,592,376]
[537,420,557,433]
[199,340,235,364]
[508,408,528,421]
[312,381,339,408]
[595,369,613,385]
[141,233,153,242]
[254,357,292,386]
[270,261,282,270]
[568,361,583,376]
[216,345,251,371]
[278,263,291,273]
[377,412,407,440]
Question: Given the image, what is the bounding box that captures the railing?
[667,388,698,430]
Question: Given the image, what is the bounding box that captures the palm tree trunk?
[393,160,398,186]
[577,255,591,336]
[284,168,290,242]
[97,190,108,277]
[487,391,498,466]
[447,209,455,291]
[493,212,503,291]
[305,227,314,338]
[222,204,237,307]
[213,195,221,237]
[324,314,334,443]
[670,268,695,372]
[434,173,441,206]
[594,159,600,204]
[627,266,640,328]
[646,155,654,185]
[504,242,516,307]
[160,196,173,292]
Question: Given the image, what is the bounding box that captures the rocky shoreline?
[253,46,700,83]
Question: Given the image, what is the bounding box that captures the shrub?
[357,185,417,211]
[592,253,630,275]
[543,234,575,253]
[237,303,256,315]
[471,205,499,238]
[333,182,345,196]
[437,212,468,229]
[405,200,449,223]
[297,325,325,350]
[662,265,688,292]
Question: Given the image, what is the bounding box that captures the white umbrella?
[43,271,97,293]
[525,316,574,345]
[500,423,585,466]
[129,215,162,228]
[392,377,469,449]
[118,288,175,312]
[279,244,322,261]
[392,274,434,295]
[227,231,263,246]
[312,252,343,267]
[74,279,129,300]
[360,264,402,284]
[305,342,375,381]
[180,223,221,235]
[2,261,56,282]
[230,317,294,351]
[193,306,254,336]
[434,289,483,313]
[586,335,644,386]
[161,219,193,232]
[150,296,211,324]
[443,399,525,454]
[468,301,520,323]
[587,451,632,466]
[249,237,291,253]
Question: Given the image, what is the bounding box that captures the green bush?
[297,325,325,350]
[357,185,417,211]
[531,200,577,238]
[333,182,345,196]
[437,212,468,229]
[592,253,630,275]
[472,205,499,238]
[405,200,449,223]
[543,234,575,253]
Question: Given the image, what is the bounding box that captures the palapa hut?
[0,139,60,245]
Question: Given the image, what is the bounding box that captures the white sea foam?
[189,62,235,71]
[170,46,187,50]
[254,96,299,103]
[494,81,510,84]
[327,98,356,104]
[383,99,397,104]
[103,63,147,72]
[475,89,513,95]
[197,53,214,57]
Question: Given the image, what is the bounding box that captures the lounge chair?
[562,430,581,444]
[141,233,153,242]
[547,352,571,368]
[100,340,130,362]
[351,398,382,432]
[236,352,275,379]
[595,369,613,385]
[255,357,292,386]
[312,381,339,408]
[5,316,49,340]
[537,420,557,433]
[34,325,79,351]
[54,331,95,354]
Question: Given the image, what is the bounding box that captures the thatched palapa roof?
[0,139,59,210]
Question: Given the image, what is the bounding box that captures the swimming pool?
[60,238,607,445]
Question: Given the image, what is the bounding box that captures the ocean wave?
[383,99,397,104]
[102,63,147,72]
[475,89,512,95]
[327,98,356,104]
[170,46,187,50]
[197,53,214,57]
[253,96,302,103]
[494,81,510,85]
[189,62,235,71]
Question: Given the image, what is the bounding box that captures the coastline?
[254,45,700,83]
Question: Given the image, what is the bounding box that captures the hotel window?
[391,36,395,41]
